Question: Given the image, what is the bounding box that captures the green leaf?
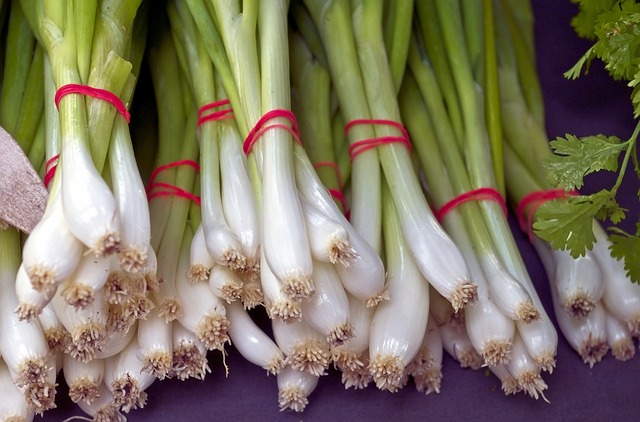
[544,134,625,189]
[592,0,640,81]
[564,46,597,79]
[533,191,611,258]
[629,66,640,117]
[594,195,626,223]
[570,0,618,40]
[609,224,640,283]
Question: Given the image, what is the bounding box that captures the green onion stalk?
[495,0,640,358]
[21,0,142,259]
[147,17,199,322]
[186,0,317,304]
[430,0,557,372]
[494,0,609,320]
[290,0,349,185]
[169,0,266,313]
[243,0,316,301]
[14,1,148,324]
[400,72,517,371]
[0,227,57,414]
[494,9,607,321]
[0,0,44,164]
[167,0,253,282]
[302,0,476,310]
[184,1,370,322]
[289,29,346,215]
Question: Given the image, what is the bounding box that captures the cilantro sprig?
[534,0,640,282]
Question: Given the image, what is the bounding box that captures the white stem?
[605,309,635,361]
[477,251,538,323]
[22,190,83,296]
[60,252,111,309]
[202,219,246,273]
[110,116,150,273]
[38,303,70,353]
[277,365,319,413]
[171,322,211,380]
[332,293,374,361]
[188,223,216,283]
[60,124,121,257]
[465,295,515,367]
[15,264,50,321]
[219,120,260,264]
[506,333,548,401]
[369,195,430,391]
[437,205,515,361]
[261,249,301,322]
[76,383,125,422]
[259,0,313,302]
[515,239,560,372]
[0,250,53,403]
[104,336,155,414]
[489,364,520,395]
[208,264,244,303]
[552,248,604,318]
[94,323,137,360]
[137,305,173,380]
[301,200,356,266]
[552,291,608,368]
[176,258,229,351]
[408,315,443,395]
[63,353,104,405]
[294,148,385,303]
[50,287,108,362]
[592,222,640,336]
[438,317,483,370]
[272,317,331,376]
[302,260,352,346]
[227,300,285,374]
[458,245,515,366]
[0,358,34,422]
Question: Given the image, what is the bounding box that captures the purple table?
[43,1,640,421]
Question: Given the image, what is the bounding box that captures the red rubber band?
[516,189,577,240]
[54,84,130,123]
[344,119,411,161]
[313,161,348,213]
[313,161,344,188]
[436,187,507,222]
[146,160,200,205]
[243,109,302,155]
[145,160,200,193]
[197,99,234,127]
[146,182,201,206]
[44,154,59,189]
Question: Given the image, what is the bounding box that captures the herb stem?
[611,121,640,195]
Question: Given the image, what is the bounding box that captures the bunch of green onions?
[0,0,637,419]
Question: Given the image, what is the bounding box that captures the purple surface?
[43,1,640,421]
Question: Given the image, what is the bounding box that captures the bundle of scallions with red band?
[0,0,638,420]
[0,0,151,418]
[495,0,640,367]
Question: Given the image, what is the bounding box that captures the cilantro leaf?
[609,224,640,283]
[592,0,640,81]
[564,46,597,79]
[570,0,618,40]
[567,0,640,83]
[629,66,640,117]
[544,134,625,189]
[594,194,626,223]
[533,191,611,258]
